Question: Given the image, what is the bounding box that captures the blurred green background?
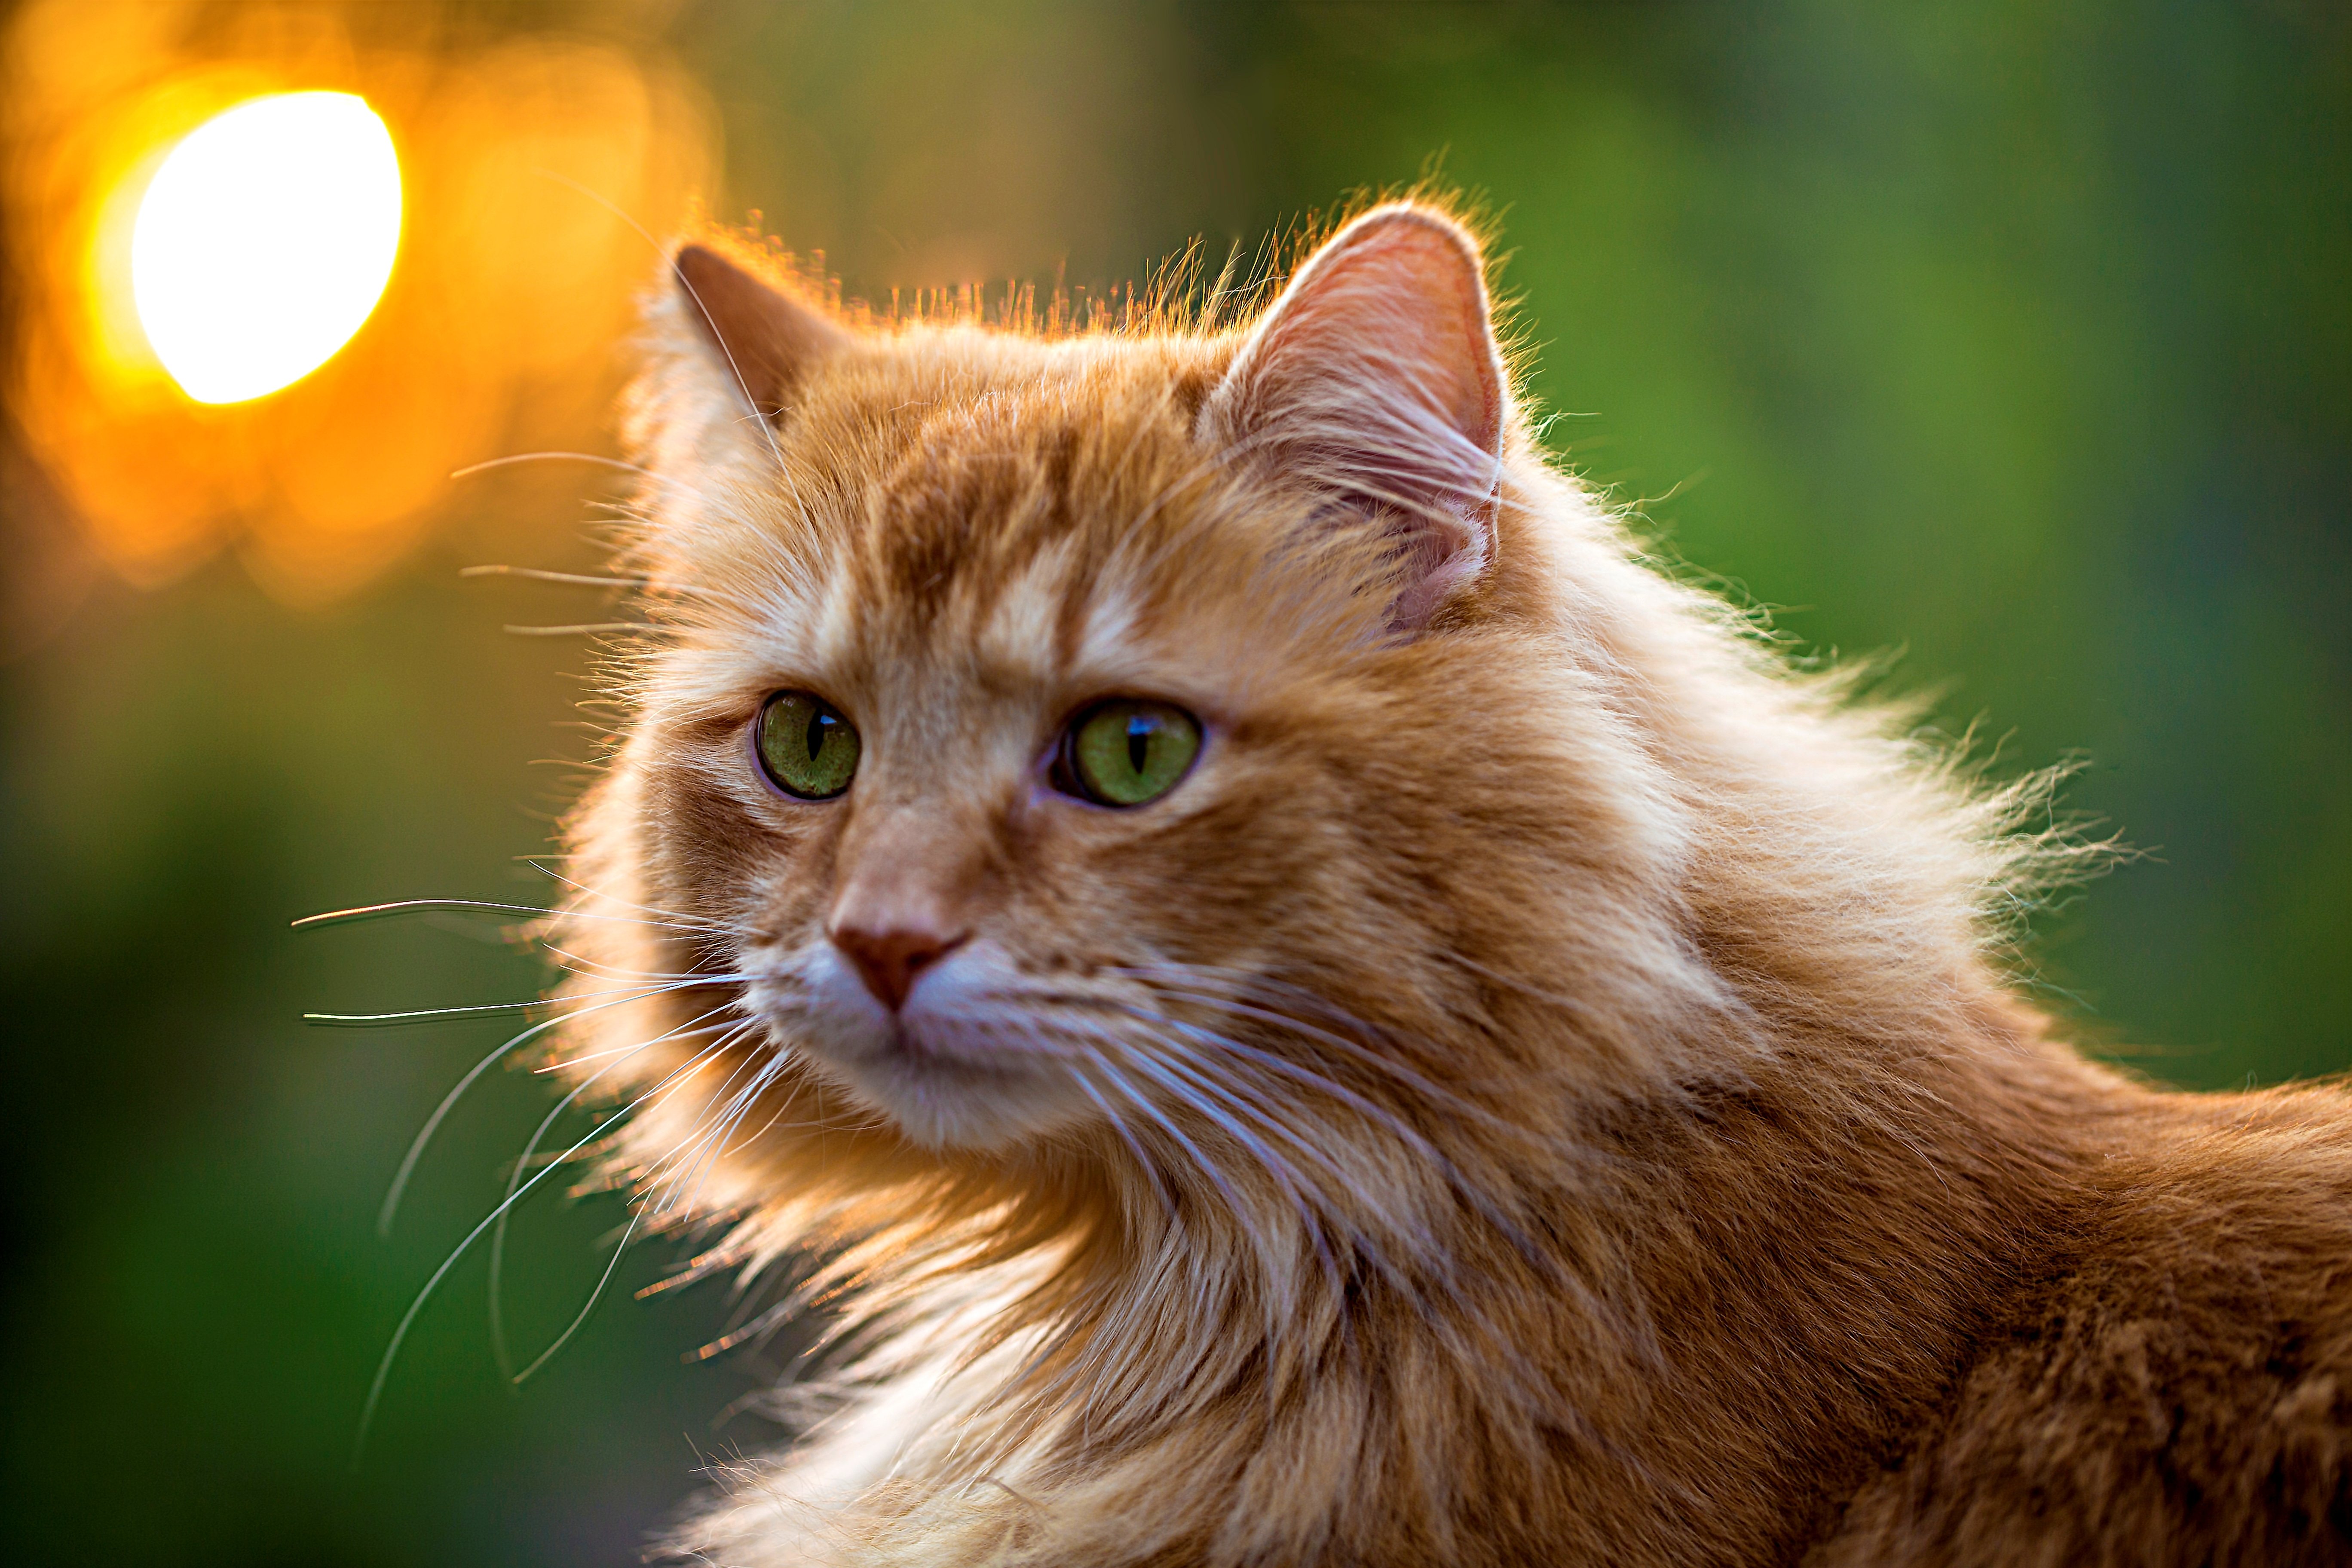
[3,2,2346,1563]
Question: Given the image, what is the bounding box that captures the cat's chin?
[757,941,1096,1152]
[816,1044,1087,1152]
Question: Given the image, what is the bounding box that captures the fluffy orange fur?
[546,201,2352,1566]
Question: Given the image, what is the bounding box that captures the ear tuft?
[1201,203,1507,631]
[672,242,852,424]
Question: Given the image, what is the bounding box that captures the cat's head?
[565,201,1979,1256]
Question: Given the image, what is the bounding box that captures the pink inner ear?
[1260,219,1501,455]
[1207,207,1507,626]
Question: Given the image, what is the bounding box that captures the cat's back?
[1813,1082,2352,1568]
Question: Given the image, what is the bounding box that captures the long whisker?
[452,451,662,482]
[644,1064,765,1219]
[450,451,717,511]
[1085,1057,1293,1319]
[1104,993,1560,1284]
[1096,998,1442,1163]
[1044,1011,1317,1231]
[353,1033,723,1467]
[459,562,653,591]
[530,162,816,514]
[487,1004,748,1376]
[1156,1038,1464,1338]
[1087,1057,1299,1413]
[653,1031,801,1219]
[502,621,656,637]
[374,978,737,1235]
[508,1016,772,1386]
[1118,967,1520,1134]
[1145,1042,1357,1203]
[509,1202,646,1385]
[708,1052,834,1155]
[1129,1014,1574,1393]
[1058,1054,1178,1221]
[1119,1044,1352,1322]
[460,559,764,618]
[293,897,721,934]
[306,978,700,1029]
[662,273,790,472]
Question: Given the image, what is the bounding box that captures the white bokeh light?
[131,92,402,404]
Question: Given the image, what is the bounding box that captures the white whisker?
[375,977,735,1236]
[293,897,720,933]
[353,1029,727,1467]
[486,1003,751,1376]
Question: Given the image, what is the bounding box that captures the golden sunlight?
[130,92,402,404]
[11,4,710,600]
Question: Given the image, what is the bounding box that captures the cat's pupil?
[805,710,829,762]
[1127,717,1150,775]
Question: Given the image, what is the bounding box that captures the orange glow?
[3,0,717,604]
[130,92,402,404]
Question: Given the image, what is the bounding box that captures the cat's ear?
[1200,203,1507,630]
[671,242,851,425]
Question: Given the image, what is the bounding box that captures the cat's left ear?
[671,242,851,425]
[1200,203,1507,630]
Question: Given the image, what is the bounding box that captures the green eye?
[1060,698,1201,807]
[756,690,860,799]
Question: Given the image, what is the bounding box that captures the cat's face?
[598,208,1697,1171]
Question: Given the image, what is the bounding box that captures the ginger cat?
[543,201,2352,1566]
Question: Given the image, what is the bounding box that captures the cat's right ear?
[671,243,851,425]
[1198,204,1507,632]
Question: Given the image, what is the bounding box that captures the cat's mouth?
[752,937,1100,1149]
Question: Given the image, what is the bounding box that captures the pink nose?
[829,921,968,1012]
